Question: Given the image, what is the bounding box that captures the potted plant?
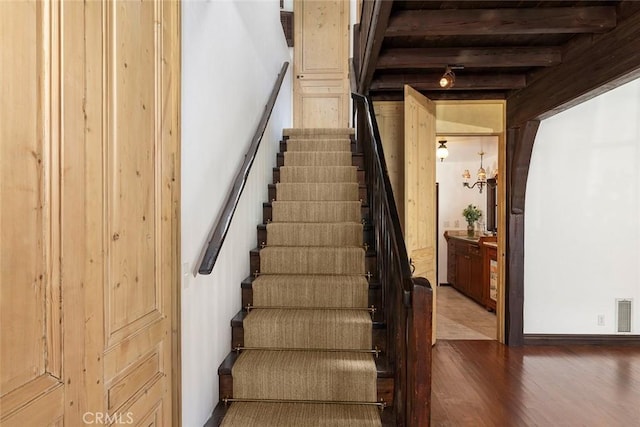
[462,204,482,236]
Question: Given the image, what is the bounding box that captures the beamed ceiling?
[355,0,640,120]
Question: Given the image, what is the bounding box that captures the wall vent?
[616,299,633,333]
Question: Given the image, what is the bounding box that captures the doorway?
[373,96,506,343]
[436,136,499,340]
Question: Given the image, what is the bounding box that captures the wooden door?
[0,1,180,425]
[1,2,65,424]
[403,85,437,343]
[374,101,405,230]
[293,0,349,128]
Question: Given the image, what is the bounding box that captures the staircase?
[212,128,391,426]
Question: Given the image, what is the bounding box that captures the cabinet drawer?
[468,246,481,256]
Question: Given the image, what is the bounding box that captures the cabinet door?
[454,251,470,294]
[447,240,456,284]
[468,249,484,303]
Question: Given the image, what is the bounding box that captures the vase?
[467,223,475,236]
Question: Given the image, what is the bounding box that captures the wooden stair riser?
[273,167,366,185]
[267,184,367,203]
[276,152,364,169]
[240,277,383,320]
[218,353,394,408]
[250,249,377,277]
[230,314,387,353]
[256,224,374,249]
[263,203,370,224]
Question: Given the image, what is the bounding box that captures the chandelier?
[462,151,487,193]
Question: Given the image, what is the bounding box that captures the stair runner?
[221,128,382,426]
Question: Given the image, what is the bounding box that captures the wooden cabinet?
[483,243,498,311]
[447,239,457,285]
[445,232,497,310]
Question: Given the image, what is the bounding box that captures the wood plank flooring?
[437,285,496,340]
[432,340,640,426]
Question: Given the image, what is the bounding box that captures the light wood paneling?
[297,79,348,128]
[107,0,160,334]
[435,101,504,135]
[294,0,349,127]
[373,101,405,230]
[0,2,64,424]
[98,1,176,423]
[1,0,180,424]
[1,0,47,393]
[404,85,437,343]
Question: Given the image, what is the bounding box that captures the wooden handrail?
[197,62,289,275]
[351,92,413,288]
[351,87,433,427]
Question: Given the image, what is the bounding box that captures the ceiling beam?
[385,7,616,37]
[507,9,640,126]
[371,73,527,91]
[371,91,507,102]
[377,47,561,69]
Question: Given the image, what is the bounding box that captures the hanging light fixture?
[439,66,455,89]
[463,151,488,193]
[437,140,449,162]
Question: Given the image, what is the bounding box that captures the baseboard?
[524,334,640,346]
[438,282,452,287]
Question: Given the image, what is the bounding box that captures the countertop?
[444,230,497,244]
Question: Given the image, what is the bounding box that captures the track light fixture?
[439,66,455,89]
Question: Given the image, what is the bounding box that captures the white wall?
[524,78,640,335]
[181,1,291,425]
[436,136,498,284]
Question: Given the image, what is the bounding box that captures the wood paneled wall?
[0,1,180,425]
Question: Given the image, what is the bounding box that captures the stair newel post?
[407,277,433,426]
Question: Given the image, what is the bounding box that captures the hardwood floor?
[437,285,496,340]
[431,340,640,426]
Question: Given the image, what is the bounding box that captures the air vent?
[616,299,633,333]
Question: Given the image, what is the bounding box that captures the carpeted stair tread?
[244,309,372,350]
[266,223,363,247]
[271,201,362,223]
[284,151,353,167]
[232,350,377,402]
[283,128,355,138]
[221,127,381,426]
[275,183,359,201]
[252,275,369,308]
[260,247,365,275]
[286,139,351,152]
[220,402,382,427]
[279,166,358,183]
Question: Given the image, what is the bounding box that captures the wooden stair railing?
[351,91,433,426]
[197,61,289,275]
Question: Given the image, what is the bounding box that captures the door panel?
[404,85,437,343]
[374,102,405,231]
[0,1,64,424]
[294,0,349,128]
[107,0,162,337]
[99,1,175,423]
[1,1,179,425]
